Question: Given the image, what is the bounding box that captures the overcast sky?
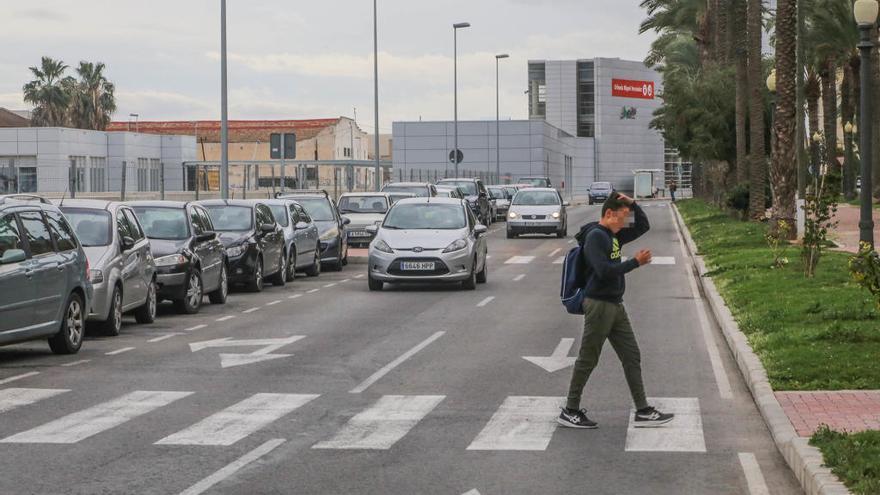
[0,0,657,133]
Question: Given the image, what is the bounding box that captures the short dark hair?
[602,192,630,217]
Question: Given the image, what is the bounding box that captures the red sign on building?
[612,79,655,100]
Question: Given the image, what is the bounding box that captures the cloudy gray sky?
[1,0,658,133]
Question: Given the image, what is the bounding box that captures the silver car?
[487,186,511,221]
[259,199,321,281]
[366,197,488,291]
[338,192,391,248]
[506,187,569,239]
[60,200,157,335]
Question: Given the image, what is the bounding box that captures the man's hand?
[634,249,652,266]
[616,193,635,205]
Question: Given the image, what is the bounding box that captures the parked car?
[436,178,492,225]
[260,199,321,281]
[507,188,569,238]
[588,181,613,205]
[276,190,349,271]
[366,197,488,291]
[198,199,288,291]
[0,195,91,354]
[487,186,511,221]
[517,176,552,188]
[128,201,228,313]
[59,200,156,335]
[337,192,391,248]
[388,192,416,204]
[381,182,438,198]
[434,186,464,199]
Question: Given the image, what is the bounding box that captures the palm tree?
[640,0,711,64]
[69,62,116,131]
[748,0,767,218]
[770,0,798,233]
[733,0,750,185]
[22,57,74,127]
[804,68,822,169]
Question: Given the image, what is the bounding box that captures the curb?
[347,256,368,265]
[671,204,851,495]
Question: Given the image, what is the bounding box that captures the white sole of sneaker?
[556,417,598,429]
[633,418,674,428]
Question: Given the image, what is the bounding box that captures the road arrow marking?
[189,336,305,368]
[523,338,577,373]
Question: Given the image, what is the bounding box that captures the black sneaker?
[634,406,674,427]
[557,408,598,429]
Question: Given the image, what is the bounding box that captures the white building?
[0,127,196,195]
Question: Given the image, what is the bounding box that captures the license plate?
[348,231,372,237]
[401,261,435,271]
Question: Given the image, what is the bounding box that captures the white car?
[506,188,569,238]
[338,192,392,247]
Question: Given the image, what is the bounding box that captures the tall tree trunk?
[734,0,749,185]
[819,57,839,176]
[770,0,798,235]
[748,0,766,218]
[806,70,822,175]
[842,56,857,201]
[717,0,730,64]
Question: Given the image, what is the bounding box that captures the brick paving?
[831,204,880,254]
[776,391,880,436]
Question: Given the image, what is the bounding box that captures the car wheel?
[134,279,157,323]
[461,260,477,290]
[286,250,297,282]
[342,241,349,266]
[174,270,203,314]
[246,257,264,292]
[208,263,228,304]
[270,251,287,286]
[557,227,566,238]
[305,249,321,277]
[367,272,383,291]
[100,286,123,336]
[588,198,593,205]
[49,292,85,355]
[476,257,488,284]
[506,229,516,239]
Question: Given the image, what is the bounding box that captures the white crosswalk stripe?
[156,393,319,446]
[0,388,69,415]
[504,256,535,264]
[467,396,560,451]
[625,398,706,452]
[312,395,445,450]
[0,391,192,444]
[552,256,564,264]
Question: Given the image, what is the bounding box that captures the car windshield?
[61,208,112,247]
[203,206,254,231]
[502,187,517,197]
[512,191,561,206]
[131,207,190,240]
[338,196,388,214]
[382,185,429,197]
[438,181,477,195]
[591,182,611,191]
[293,198,335,221]
[520,178,550,187]
[488,187,505,199]
[383,204,466,230]
[267,205,289,227]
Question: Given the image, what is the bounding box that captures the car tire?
[270,251,287,286]
[48,292,85,355]
[305,249,321,277]
[174,270,203,314]
[367,273,383,291]
[506,230,516,239]
[100,286,123,336]
[286,250,297,282]
[208,263,228,304]
[462,262,477,291]
[557,227,566,238]
[246,257,264,293]
[476,257,488,284]
[134,279,157,323]
[341,242,349,266]
[588,198,593,205]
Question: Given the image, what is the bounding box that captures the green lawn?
[676,199,880,390]
[810,427,880,494]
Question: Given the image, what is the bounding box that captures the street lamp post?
[845,121,856,200]
[495,54,509,184]
[453,22,470,178]
[766,69,777,151]
[855,0,878,247]
[220,0,229,200]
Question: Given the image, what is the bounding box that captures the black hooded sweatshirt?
[574,202,650,304]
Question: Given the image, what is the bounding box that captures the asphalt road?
[0,202,803,495]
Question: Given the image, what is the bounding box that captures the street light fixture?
[495,54,509,184]
[766,69,777,93]
[854,0,877,247]
[453,22,471,178]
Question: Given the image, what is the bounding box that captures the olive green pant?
[566,298,649,411]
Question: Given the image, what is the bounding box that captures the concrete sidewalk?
[830,204,880,253]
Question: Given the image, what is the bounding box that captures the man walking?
[558,192,674,429]
[669,181,677,202]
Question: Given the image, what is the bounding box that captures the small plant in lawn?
[850,241,880,311]
[765,219,792,269]
[802,167,839,278]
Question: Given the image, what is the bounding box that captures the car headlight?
[89,269,104,284]
[508,211,518,219]
[155,254,187,267]
[372,239,393,254]
[320,228,339,241]
[552,211,561,219]
[225,244,246,258]
[442,238,468,253]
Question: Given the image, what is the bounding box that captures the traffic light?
[270,133,296,159]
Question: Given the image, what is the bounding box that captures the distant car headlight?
[551,211,561,219]
[89,269,104,284]
[372,239,393,254]
[320,228,339,241]
[155,254,187,267]
[442,238,468,253]
[225,244,246,258]
[508,211,518,219]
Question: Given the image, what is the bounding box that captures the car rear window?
[203,205,254,231]
[437,181,477,196]
[338,196,388,214]
[294,198,335,221]
[382,185,430,197]
[267,205,289,227]
[131,207,190,240]
[61,208,112,247]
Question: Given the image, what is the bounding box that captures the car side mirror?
[260,223,275,233]
[196,231,217,242]
[121,236,136,251]
[0,248,26,265]
[474,225,488,237]
[295,221,309,230]
[365,224,378,234]
[342,217,352,226]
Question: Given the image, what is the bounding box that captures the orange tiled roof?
[106,119,340,143]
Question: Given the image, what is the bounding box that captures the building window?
[576,61,595,138]
[137,158,149,192]
[19,167,37,193]
[89,157,107,192]
[528,62,546,119]
[69,156,87,192]
[150,159,161,191]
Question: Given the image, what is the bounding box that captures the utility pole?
[373,0,381,191]
[219,0,229,200]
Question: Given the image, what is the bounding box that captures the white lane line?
[567,239,575,244]
[178,438,286,495]
[624,397,706,452]
[61,359,91,367]
[0,372,40,385]
[0,388,69,414]
[513,274,526,282]
[340,279,351,283]
[504,256,535,264]
[548,248,561,258]
[738,452,771,495]
[313,395,445,450]
[216,315,236,322]
[354,274,365,279]
[462,490,481,495]
[157,394,319,446]
[671,208,733,399]
[486,255,492,259]
[185,324,207,332]
[105,347,135,356]
[1,390,192,444]
[243,307,260,314]
[476,296,495,307]
[552,256,565,264]
[349,331,445,394]
[467,396,561,451]
[307,288,320,294]
[323,283,337,288]
[265,300,281,306]
[288,294,303,300]
[148,333,182,343]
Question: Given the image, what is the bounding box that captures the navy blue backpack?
[560,222,597,315]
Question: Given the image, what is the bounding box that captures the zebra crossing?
[0,387,707,453]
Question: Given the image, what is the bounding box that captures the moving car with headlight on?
[506,188,569,239]
[199,200,288,291]
[366,197,488,291]
[60,200,156,335]
[277,190,349,271]
[127,201,228,314]
[337,192,391,248]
